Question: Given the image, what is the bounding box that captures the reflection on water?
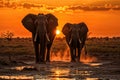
[51,67,70,76]
[0,75,33,79]
[34,66,93,80]
[86,78,99,80]
[11,65,35,71]
[0,75,116,80]
[0,64,95,80]
[85,63,103,67]
[75,70,92,76]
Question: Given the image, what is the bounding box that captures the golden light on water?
[56,30,60,35]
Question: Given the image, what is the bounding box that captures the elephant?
[21,13,58,63]
[62,22,88,62]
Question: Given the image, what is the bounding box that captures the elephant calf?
[62,22,88,62]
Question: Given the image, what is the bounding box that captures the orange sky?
[0,0,120,38]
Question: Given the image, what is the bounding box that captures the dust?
[50,47,97,63]
[80,48,97,63]
[51,48,71,62]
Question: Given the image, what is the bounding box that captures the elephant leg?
[33,42,39,63]
[46,34,55,62]
[84,45,87,55]
[46,43,52,62]
[70,48,75,62]
[74,49,76,61]
[39,41,46,63]
[78,39,85,61]
[78,47,82,62]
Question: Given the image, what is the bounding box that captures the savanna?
[0,0,120,80]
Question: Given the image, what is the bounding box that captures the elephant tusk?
[46,33,50,42]
[79,39,82,44]
[34,33,37,42]
[69,38,72,45]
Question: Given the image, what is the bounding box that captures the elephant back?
[22,14,37,33]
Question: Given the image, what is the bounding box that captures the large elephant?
[21,13,58,63]
[62,22,88,62]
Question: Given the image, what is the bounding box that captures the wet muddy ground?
[0,60,120,80]
[0,38,120,80]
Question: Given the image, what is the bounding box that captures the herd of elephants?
[22,13,88,63]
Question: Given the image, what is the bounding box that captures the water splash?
[50,47,97,63]
[51,48,71,62]
[80,52,97,63]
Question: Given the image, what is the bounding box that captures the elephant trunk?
[69,36,77,48]
[69,37,81,45]
[72,38,78,48]
[34,25,50,43]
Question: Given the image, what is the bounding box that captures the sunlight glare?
[56,30,60,35]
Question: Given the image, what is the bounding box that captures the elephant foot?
[35,61,39,64]
[35,61,46,64]
[37,58,45,64]
[38,60,46,64]
[36,61,39,64]
[39,62,46,64]
[46,59,50,62]
[76,57,80,62]
[71,59,76,62]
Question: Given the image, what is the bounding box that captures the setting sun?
[56,30,60,35]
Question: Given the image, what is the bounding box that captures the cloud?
[0,1,120,11]
[67,4,120,11]
[22,3,41,9]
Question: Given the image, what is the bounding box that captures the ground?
[0,37,120,80]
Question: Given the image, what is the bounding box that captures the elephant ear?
[78,22,88,36]
[21,14,37,33]
[46,13,58,27]
[62,23,72,36]
[45,13,58,34]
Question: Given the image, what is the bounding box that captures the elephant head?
[22,13,58,43]
[34,14,50,43]
[62,22,88,47]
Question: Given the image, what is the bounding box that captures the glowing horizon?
[0,0,120,38]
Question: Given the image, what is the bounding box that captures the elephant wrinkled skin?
[62,22,88,62]
[21,13,58,63]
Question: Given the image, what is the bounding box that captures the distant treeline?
[0,36,120,40]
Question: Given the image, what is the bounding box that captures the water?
[0,75,99,80]
[0,62,119,80]
[0,75,33,80]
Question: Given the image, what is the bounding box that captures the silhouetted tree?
[0,31,14,62]
[1,31,14,41]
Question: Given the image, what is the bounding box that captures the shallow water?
[0,62,119,80]
[0,75,103,80]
